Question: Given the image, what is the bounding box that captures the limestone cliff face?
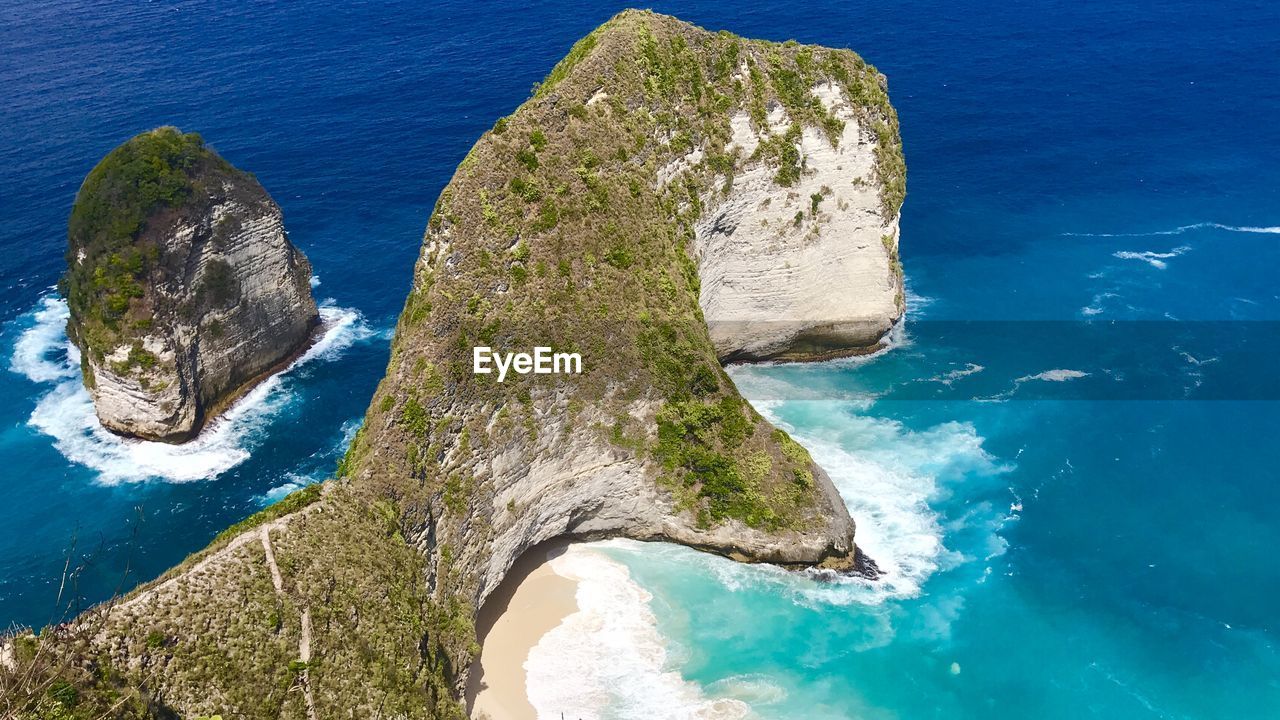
[340,8,908,620]
[417,399,858,617]
[4,13,903,719]
[63,128,319,442]
[694,84,904,361]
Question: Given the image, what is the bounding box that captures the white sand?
[468,545,578,720]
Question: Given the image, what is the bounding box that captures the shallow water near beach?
[2,0,1278,717]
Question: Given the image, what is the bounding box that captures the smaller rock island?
[61,127,319,442]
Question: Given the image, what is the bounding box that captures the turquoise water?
[2,1,1278,717]
[552,221,1280,718]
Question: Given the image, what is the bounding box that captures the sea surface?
[2,1,1277,717]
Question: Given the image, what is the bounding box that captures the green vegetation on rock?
[60,128,238,357]
[3,11,901,718]
[350,8,902,530]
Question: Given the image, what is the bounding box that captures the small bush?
[509,176,542,202]
[515,148,538,172]
[603,245,633,269]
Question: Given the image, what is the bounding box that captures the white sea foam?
[9,295,78,383]
[826,319,911,369]
[926,363,984,386]
[9,294,374,484]
[1081,291,1119,317]
[1016,368,1089,383]
[1063,222,1280,237]
[981,368,1090,401]
[905,285,935,317]
[716,369,1007,606]
[524,367,1011,716]
[256,472,313,504]
[526,545,752,720]
[1177,350,1218,366]
[703,675,787,707]
[791,415,1006,604]
[253,418,363,504]
[1112,245,1190,270]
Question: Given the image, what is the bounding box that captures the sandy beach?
[467,543,579,720]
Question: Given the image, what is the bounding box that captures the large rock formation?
[341,4,907,616]
[62,128,320,442]
[3,12,904,719]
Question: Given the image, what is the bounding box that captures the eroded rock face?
[450,396,858,614]
[10,14,904,718]
[64,128,319,442]
[693,85,904,362]
[341,8,906,624]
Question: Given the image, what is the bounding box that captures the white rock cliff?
[693,82,903,361]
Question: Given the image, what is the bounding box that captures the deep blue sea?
[2,1,1277,717]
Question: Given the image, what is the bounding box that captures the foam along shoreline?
[524,543,755,720]
[9,293,372,484]
[470,542,754,720]
[468,543,578,720]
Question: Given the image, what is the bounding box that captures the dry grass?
[4,10,903,718]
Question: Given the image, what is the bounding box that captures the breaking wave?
[519,345,1013,717]
[526,545,752,720]
[693,369,1007,607]
[8,294,373,484]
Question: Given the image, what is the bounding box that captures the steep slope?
[695,78,904,361]
[1,11,903,719]
[62,127,320,442]
[340,4,906,622]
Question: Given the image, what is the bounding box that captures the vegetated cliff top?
[343,5,903,533]
[61,127,255,358]
[2,10,903,719]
